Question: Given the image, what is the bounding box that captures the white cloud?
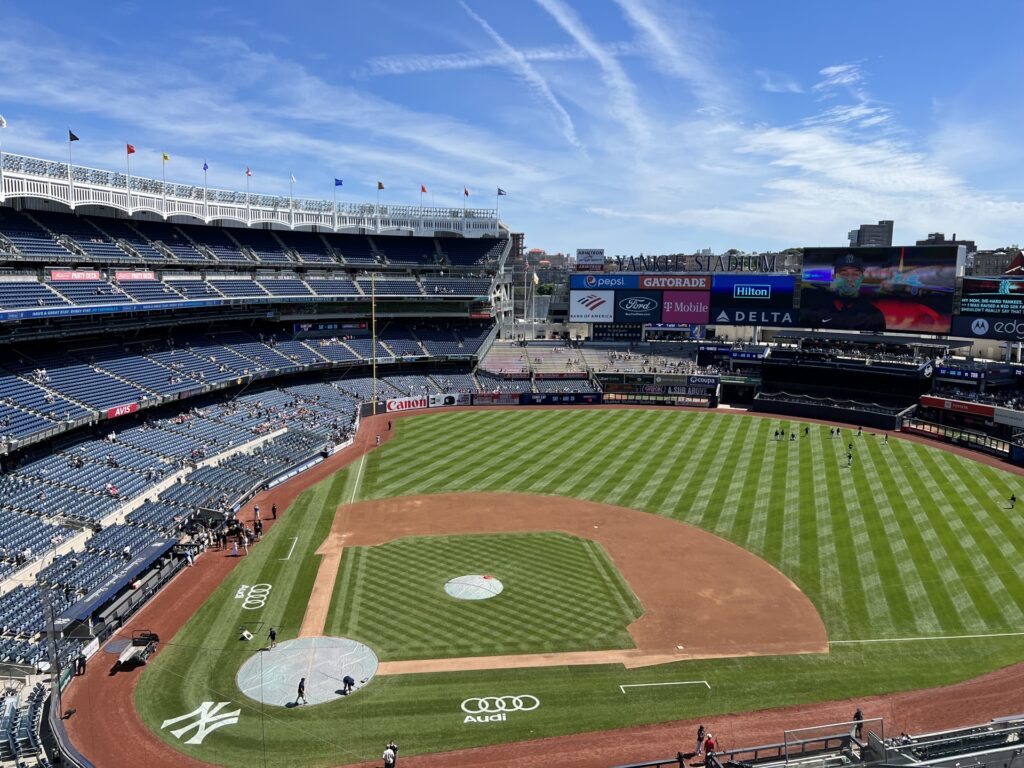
[458,1,583,150]
[755,69,803,94]
[356,41,637,78]
[535,0,652,148]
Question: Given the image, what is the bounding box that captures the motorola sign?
[952,314,1024,341]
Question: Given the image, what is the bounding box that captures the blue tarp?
[54,536,177,629]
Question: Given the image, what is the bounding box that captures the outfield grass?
[136,409,1024,767]
[324,533,642,659]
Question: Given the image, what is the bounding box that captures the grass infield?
[324,532,643,659]
[135,409,1024,767]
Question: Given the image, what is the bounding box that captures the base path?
[303,492,828,668]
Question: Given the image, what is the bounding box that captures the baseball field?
[128,408,1024,767]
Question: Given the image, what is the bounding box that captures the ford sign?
[618,296,657,311]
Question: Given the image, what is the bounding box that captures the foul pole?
[371,271,377,415]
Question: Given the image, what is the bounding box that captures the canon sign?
[386,396,429,412]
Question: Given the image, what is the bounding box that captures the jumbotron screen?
[799,246,960,334]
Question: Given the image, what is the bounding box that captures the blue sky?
[1,0,1022,254]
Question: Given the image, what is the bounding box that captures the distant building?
[848,220,894,247]
[971,249,1022,276]
[916,232,977,253]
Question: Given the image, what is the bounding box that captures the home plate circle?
[445,574,504,600]
[236,636,378,707]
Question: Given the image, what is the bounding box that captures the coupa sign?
[460,695,540,724]
[386,395,429,412]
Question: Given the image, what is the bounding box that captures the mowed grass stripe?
[861,438,947,634]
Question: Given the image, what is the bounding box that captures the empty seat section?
[163,279,222,299]
[49,279,134,305]
[328,234,376,264]
[0,208,75,259]
[355,277,421,295]
[440,237,505,265]
[130,220,209,263]
[229,228,292,265]
[277,231,336,264]
[306,278,360,296]
[31,211,133,262]
[374,236,438,265]
[115,279,185,302]
[207,279,268,298]
[257,278,312,296]
[0,281,68,309]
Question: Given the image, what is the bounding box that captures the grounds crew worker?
[800,253,886,331]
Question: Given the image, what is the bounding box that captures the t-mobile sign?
[661,291,710,324]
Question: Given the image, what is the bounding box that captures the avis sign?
[461,694,540,724]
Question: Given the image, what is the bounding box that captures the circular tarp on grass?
[236,636,378,707]
[444,574,504,601]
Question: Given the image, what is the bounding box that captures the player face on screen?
[832,265,864,298]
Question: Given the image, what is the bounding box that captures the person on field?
[268,627,277,649]
[847,452,853,468]
[695,724,706,756]
[383,741,397,768]
[703,733,717,768]
[254,504,260,520]
[342,674,355,695]
[853,708,864,738]
[1010,494,1016,509]
[271,503,277,519]
[296,677,307,705]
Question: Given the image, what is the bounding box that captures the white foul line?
[830,630,1024,645]
[619,680,711,694]
[350,454,367,505]
[279,537,298,561]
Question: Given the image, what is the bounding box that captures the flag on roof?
[203,161,209,171]
[0,115,7,129]
[68,130,79,142]
[126,144,136,155]
[245,167,252,177]
[377,181,384,190]
[162,152,170,162]
[464,186,470,197]
[290,173,297,184]
[420,184,427,194]
[334,178,344,187]
[497,187,507,196]
[533,272,540,286]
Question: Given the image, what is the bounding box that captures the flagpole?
[371,271,377,415]
[67,134,75,209]
[333,183,338,231]
[375,184,380,233]
[126,148,132,215]
[161,155,167,216]
[0,123,5,204]
[246,172,251,223]
[203,165,209,221]
[289,173,294,229]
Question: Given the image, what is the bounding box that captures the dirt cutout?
[302,492,827,672]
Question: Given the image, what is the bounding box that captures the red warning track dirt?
[61,406,1024,768]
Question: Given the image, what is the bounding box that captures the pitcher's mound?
[236,636,378,706]
[444,574,504,600]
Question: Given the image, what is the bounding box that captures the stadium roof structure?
[0,152,502,237]
[772,329,971,348]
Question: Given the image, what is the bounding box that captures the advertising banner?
[951,315,1024,341]
[800,246,957,333]
[472,392,521,405]
[386,395,430,412]
[613,291,662,323]
[428,393,471,408]
[661,291,710,324]
[638,274,710,290]
[570,273,638,290]
[105,403,139,419]
[569,290,615,322]
[919,395,995,419]
[575,248,606,272]
[114,270,156,281]
[50,269,101,281]
[960,277,1024,316]
[519,393,604,405]
[709,275,796,326]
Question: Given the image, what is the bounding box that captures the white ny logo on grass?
[161,701,241,745]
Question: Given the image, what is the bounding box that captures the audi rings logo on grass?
[460,695,540,724]
[235,583,272,610]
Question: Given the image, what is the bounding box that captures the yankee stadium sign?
[613,253,779,273]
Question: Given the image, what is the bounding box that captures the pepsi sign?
[569,274,639,290]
